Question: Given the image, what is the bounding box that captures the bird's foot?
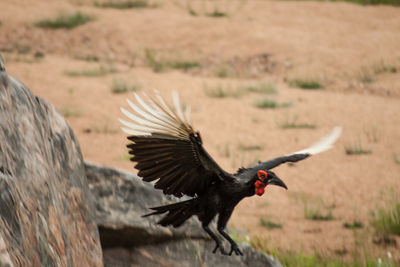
[228,244,243,256]
[212,243,228,255]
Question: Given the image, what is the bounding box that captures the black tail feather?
[143,199,198,227]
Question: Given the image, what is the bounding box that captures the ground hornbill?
[119,91,341,256]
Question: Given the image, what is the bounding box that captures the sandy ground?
[1,0,400,261]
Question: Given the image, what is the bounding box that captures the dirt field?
[1,0,400,262]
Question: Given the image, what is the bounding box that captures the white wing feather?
[290,126,342,155]
[120,91,193,139]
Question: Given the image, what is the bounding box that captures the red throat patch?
[254,180,265,196]
[255,170,268,196]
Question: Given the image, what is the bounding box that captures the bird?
[119,91,342,256]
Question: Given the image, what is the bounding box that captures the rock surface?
[0,55,103,266]
[85,161,282,267]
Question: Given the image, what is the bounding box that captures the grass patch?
[347,0,400,5]
[111,78,141,94]
[10,42,31,54]
[279,0,400,6]
[35,12,93,29]
[302,195,334,221]
[238,144,263,151]
[373,60,397,74]
[373,202,400,236]
[203,84,242,98]
[229,228,250,245]
[206,10,227,17]
[94,0,150,9]
[169,61,201,70]
[205,82,278,99]
[345,141,372,155]
[394,154,400,165]
[64,66,117,77]
[358,67,374,83]
[214,65,235,78]
[260,219,282,229]
[364,126,379,143]
[274,250,383,267]
[343,220,364,229]
[238,83,277,94]
[357,60,397,84]
[289,79,324,90]
[255,99,292,109]
[145,49,200,72]
[75,55,100,62]
[278,114,316,129]
[305,209,334,221]
[251,234,396,267]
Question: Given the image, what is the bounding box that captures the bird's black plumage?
[120,92,341,256]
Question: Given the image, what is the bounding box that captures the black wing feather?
[120,92,235,197]
[127,133,230,197]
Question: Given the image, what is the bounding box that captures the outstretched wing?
[236,127,342,177]
[120,91,230,197]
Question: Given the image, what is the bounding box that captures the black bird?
[119,91,341,256]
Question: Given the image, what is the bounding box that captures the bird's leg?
[202,223,227,255]
[217,209,243,256]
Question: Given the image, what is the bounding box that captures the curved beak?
[267,176,288,190]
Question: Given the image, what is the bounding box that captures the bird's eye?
[260,174,265,179]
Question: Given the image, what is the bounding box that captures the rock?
[85,161,207,246]
[85,161,282,267]
[0,55,103,267]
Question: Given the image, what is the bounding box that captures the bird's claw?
[212,243,228,255]
[229,245,243,256]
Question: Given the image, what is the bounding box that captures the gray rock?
[0,55,103,267]
[85,161,282,267]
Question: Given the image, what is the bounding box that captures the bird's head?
[254,170,288,196]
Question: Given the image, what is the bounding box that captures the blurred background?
[1,0,399,265]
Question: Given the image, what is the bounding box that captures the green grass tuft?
[145,49,200,72]
[238,83,277,94]
[305,210,334,221]
[111,79,141,94]
[214,65,235,78]
[238,144,263,151]
[94,0,150,9]
[373,202,400,236]
[64,66,117,77]
[373,60,397,74]
[75,55,100,62]
[394,154,400,165]
[346,0,400,5]
[345,141,372,155]
[343,221,364,229]
[206,10,227,17]
[278,115,316,129]
[260,219,282,229]
[203,84,242,98]
[289,79,324,90]
[251,235,395,267]
[279,0,400,6]
[302,195,334,221]
[255,99,292,109]
[169,61,201,70]
[35,12,93,29]
[358,67,374,83]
